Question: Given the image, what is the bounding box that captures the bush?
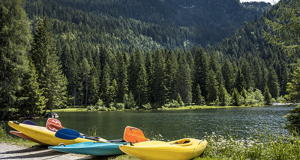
[95,99,106,111]
[164,100,180,108]
[270,98,276,103]
[98,106,107,111]
[86,105,93,111]
[142,103,152,110]
[110,107,117,111]
[115,103,125,110]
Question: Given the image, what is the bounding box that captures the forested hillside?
[24,0,270,51]
[1,0,292,120]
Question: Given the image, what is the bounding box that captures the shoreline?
[0,142,134,160]
[0,142,89,160]
[51,104,294,112]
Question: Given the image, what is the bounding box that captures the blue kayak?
[48,142,125,156]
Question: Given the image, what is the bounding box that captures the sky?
[240,0,280,5]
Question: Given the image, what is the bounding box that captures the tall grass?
[197,129,300,160]
[0,124,36,147]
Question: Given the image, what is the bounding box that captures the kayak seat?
[171,139,192,146]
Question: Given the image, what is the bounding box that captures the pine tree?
[100,62,111,107]
[235,69,246,93]
[135,49,148,107]
[110,79,117,104]
[128,91,135,109]
[177,52,192,104]
[145,51,154,103]
[221,59,235,94]
[128,52,137,97]
[152,49,166,107]
[30,17,67,114]
[263,85,272,105]
[176,93,184,107]
[232,88,241,106]
[193,48,209,101]
[0,0,31,112]
[165,49,178,101]
[241,59,255,89]
[263,0,300,57]
[206,70,219,103]
[82,58,90,106]
[194,84,205,105]
[219,84,230,106]
[267,66,279,99]
[116,51,128,103]
[19,61,45,118]
[209,51,219,73]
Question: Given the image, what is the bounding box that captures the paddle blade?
[124,126,149,143]
[46,118,64,132]
[55,128,82,140]
[22,120,39,126]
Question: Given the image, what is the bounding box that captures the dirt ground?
[0,143,118,160]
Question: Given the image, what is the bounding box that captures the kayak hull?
[119,138,207,160]
[10,131,48,145]
[8,121,106,146]
[49,142,124,156]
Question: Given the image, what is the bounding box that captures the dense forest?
[24,0,271,51]
[0,0,295,119]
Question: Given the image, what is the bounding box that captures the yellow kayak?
[119,138,207,160]
[8,121,107,146]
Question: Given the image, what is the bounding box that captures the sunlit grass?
[162,105,254,110]
[52,108,87,112]
[197,129,300,160]
[0,124,37,147]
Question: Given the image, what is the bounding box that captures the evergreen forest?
[0,0,297,119]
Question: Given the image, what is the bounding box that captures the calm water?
[3,106,294,140]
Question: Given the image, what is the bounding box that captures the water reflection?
[3,106,294,140]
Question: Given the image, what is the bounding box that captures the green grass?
[51,108,87,112]
[52,105,258,113]
[197,129,300,160]
[0,125,37,147]
[162,105,254,110]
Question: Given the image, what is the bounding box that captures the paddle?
[55,128,83,140]
[123,126,149,143]
[55,128,108,142]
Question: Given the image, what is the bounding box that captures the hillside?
[24,0,270,50]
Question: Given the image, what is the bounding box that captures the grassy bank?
[0,125,37,147]
[2,123,300,159]
[161,105,254,110]
[52,105,259,112]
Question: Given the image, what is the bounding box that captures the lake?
[3,105,294,141]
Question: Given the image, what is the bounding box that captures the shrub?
[98,106,107,111]
[110,107,117,111]
[142,103,152,110]
[86,105,93,111]
[164,100,180,108]
[115,103,125,110]
[95,99,105,111]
